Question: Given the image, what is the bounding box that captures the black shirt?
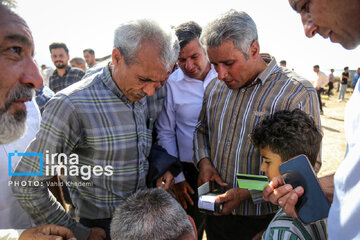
[342,72,349,85]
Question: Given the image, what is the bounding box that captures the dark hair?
[175,21,202,49]
[280,60,286,65]
[251,109,322,166]
[313,65,319,69]
[49,42,69,54]
[344,66,349,70]
[83,48,95,55]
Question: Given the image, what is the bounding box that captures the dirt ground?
[317,89,350,177]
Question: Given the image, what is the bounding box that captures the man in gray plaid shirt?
[12,19,179,240]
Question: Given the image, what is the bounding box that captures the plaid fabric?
[12,65,166,240]
[49,65,85,93]
[194,58,321,216]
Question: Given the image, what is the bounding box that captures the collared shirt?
[49,65,85,93]
[155,66,217,183]
[328,72,335,83]
[262,208,327,240]
[315,71,329,88]
[328,79,360,240]
[194,57,321,216]
[1,100,40,229]
[12,65,166,240]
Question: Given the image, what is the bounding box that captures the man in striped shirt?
[194,10,321,240]
[12,19,179,240]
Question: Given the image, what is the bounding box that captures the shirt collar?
[183,65,217,88]
[249,56,278,87]
[53,65,71,77]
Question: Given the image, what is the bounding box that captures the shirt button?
[241,89,245,93]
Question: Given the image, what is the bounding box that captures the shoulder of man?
[69,67,85,76]
[279,69,314,89]
[56,66,106,98]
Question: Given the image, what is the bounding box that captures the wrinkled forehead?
[0,8,34,49]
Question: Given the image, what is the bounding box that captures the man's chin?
[339,40,359,50]
[0,111,27,144]
[55,64,67,69]
[330,33,359,49]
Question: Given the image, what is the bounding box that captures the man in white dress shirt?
[155,21,217,239]
[313,65,328,114]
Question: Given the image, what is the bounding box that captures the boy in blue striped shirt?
[251,109,327,240]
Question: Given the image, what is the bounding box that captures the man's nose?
[301,12,318,38]
[185,59,194,71]
[143,82,161,97]
[216,65,228,81]
[20,58,43,89]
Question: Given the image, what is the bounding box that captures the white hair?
[201,9,258,59]
[114,19,179,72]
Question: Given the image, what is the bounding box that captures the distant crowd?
[1,0,360,240]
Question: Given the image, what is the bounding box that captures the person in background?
[279,60,286,67]
[83,48,97,69]
[155,21,217,239]
[40,64,54,87]
[110,188,196,240]
[313,65,328,115]
[48,42,85,93]
[352,67,360,89]
[70,57,86,71]
[327,68,335,96]
[338,66,349,101]
[264,0,360,239]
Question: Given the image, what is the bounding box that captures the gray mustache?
[4,85,34,110]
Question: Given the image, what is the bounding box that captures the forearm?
[193,123,210,166]
[319,174,334,203]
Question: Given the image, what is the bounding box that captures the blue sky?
[16,0,360,81]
